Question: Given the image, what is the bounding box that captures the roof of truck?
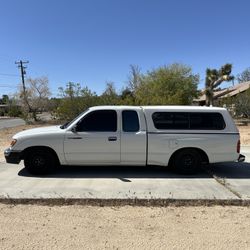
[89,105,226,111]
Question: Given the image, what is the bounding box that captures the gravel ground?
[0,205,250,250]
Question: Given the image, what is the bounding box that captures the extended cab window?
[152,112,189,129]
[189,113,225,130]
[122,110,139,132]
[152,112,225,130]
[77,110,117,132]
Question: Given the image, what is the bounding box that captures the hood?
[13,125,62,139]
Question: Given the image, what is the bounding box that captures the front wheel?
[172,149,201,174]
[24,149,56,175]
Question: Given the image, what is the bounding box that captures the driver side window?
[76,110,117,132]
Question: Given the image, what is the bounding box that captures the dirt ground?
[0,124,47,162]
[238,125,250,145]
[0,124,250,249]
[0,204,249,250]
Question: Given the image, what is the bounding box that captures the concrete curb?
[1,198,250,207]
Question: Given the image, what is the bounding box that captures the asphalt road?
[0,147,249,202]
[0,118,25,130]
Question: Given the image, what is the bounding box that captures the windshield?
[60,109,89,129]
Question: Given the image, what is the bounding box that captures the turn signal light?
[10,139,17,147]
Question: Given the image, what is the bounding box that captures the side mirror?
[71,126,77,133]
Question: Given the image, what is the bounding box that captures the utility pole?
[15,60,30,111]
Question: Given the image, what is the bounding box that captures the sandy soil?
[238,125,250,146]
[0,124,250,249]
[0,204,249,250]
[0,124,47,162]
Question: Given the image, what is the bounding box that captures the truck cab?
[63,106,147,166]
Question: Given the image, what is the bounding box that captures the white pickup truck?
[5,106,245,175]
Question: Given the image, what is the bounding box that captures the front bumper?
[4,148,22,164]
[238,154,245,162]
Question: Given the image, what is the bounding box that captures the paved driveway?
[0,147,249,202]
[0,118,25,130]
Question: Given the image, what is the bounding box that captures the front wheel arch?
[22,146,60,175]
[22,146,60,165]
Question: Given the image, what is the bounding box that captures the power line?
[0,85,19,89]
[0,83,19,87]
[0,55,14,63]
[0,73,19,77]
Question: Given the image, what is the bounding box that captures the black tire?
[24,149,57,175]
[172,149,201,175]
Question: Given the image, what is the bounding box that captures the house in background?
[0,97,22,117]
[0,104,9,116]
[193,81,250,106]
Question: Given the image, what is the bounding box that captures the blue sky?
[0,0,250,97]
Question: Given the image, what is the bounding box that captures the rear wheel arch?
[168,147,209,174]
[168,147,209,167]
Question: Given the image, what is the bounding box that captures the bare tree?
[237,67,250,83]
[127,64,142,92]
[100,82,119,105]
[20,76,51,121]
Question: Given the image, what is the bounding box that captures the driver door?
[64,110,120,165]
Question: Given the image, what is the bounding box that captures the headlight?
[10,139,17,147]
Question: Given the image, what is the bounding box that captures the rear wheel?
[24,149,57,175]
[172,149,201,174]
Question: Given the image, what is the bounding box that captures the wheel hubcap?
[183,155,194,167]
[33,156,45,167]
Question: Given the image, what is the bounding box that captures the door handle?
[108,136,117,141]
[67,137,82,139]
